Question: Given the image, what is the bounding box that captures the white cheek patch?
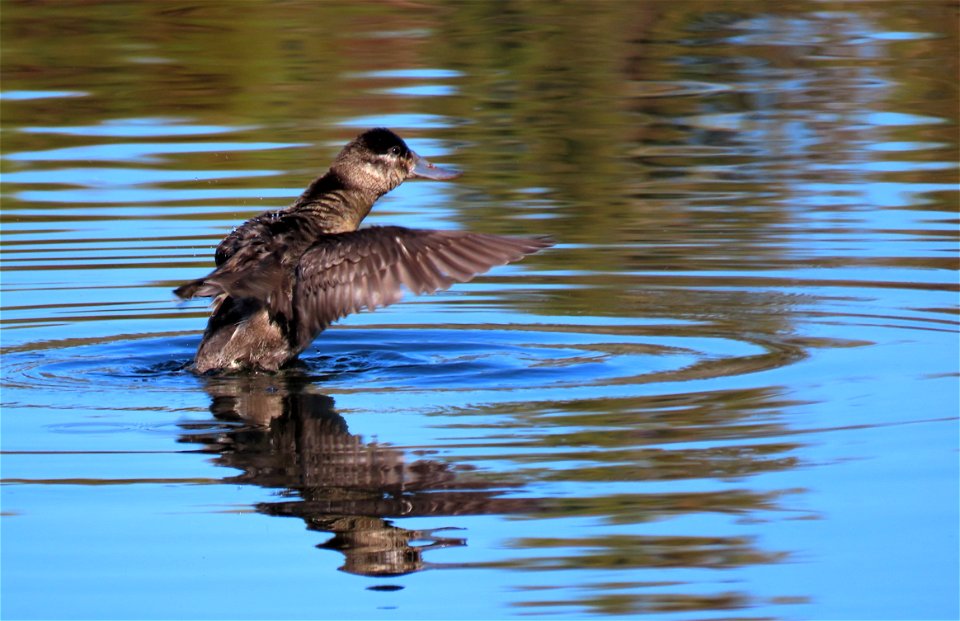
[360,160,381,175]
[353,161,385,186]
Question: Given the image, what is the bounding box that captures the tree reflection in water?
[182,374,540,577]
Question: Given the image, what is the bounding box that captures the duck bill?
[410,152,461,180]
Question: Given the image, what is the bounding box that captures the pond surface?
[1,2,958,619]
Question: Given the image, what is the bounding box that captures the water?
[2,2,957,619]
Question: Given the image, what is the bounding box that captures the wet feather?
[174,128,553,372]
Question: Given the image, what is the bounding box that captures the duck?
[175,128,553,373]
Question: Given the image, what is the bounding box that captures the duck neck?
[290,171,381,233]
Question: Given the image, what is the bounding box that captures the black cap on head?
[355,127,410,156]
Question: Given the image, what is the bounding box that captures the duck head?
[330,128,460,196]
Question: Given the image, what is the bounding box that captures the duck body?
[175,128,552,373]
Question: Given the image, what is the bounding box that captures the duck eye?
[388,145,402,156]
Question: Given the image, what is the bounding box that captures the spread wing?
[173,243,290,316]
[292,225,552,350]
[173,210,319,319]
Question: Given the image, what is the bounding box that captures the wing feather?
[292,226,552,350]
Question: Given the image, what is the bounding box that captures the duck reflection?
[185,374,537,577]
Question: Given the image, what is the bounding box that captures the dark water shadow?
[183,373,541,578]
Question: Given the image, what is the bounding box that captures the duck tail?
[174,278,222,300]
[174,278,203,300]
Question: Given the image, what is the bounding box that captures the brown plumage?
[175,128,553,373]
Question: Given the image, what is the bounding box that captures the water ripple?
[0,323,810,398]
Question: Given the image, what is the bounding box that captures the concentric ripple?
[0,321,807,399]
